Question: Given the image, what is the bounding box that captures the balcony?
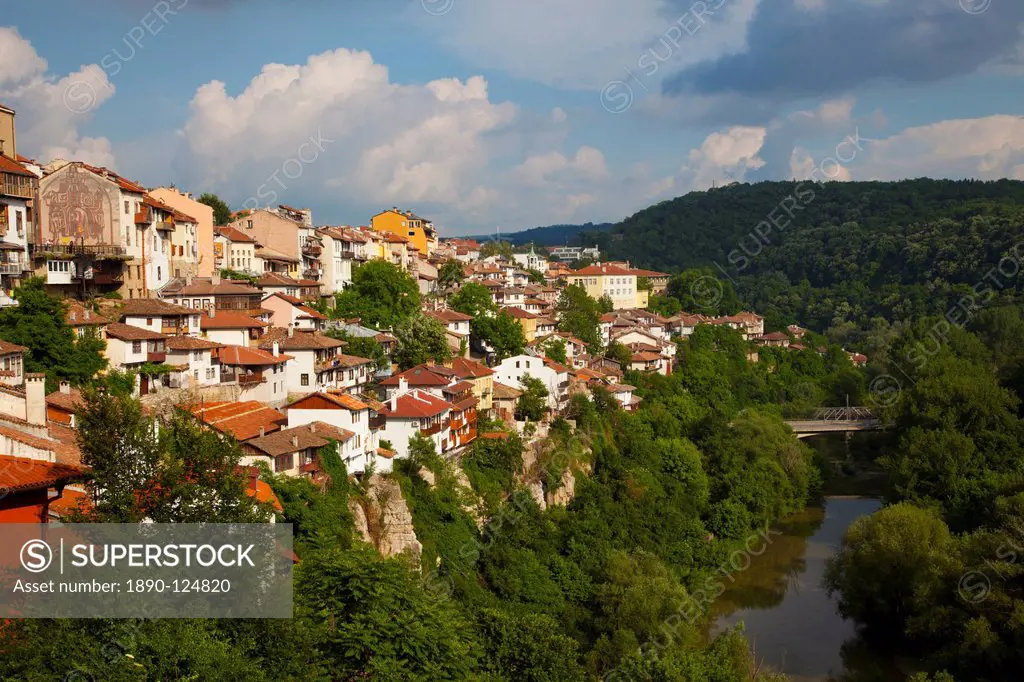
[300,461,320,475]
[302,245,322,257]
[338,250,355,260]
[29,243,128,259]
[0,263,22,275]
[369,415,386,430]
[134,206,151,225]
[147,352,166,363]
[237,373,265,387]
[420,422,442,436]
[1,173,35,200]
[302,269,321,281]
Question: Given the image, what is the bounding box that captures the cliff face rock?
[545,469,576,508]
[349,498,372,544]
[527,481,547,511]
[356,475,422,566]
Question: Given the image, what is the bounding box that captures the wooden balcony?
[147,352,167,363]
[369,415,386,430]
[237,373,265,386]
[29,243,128,259]
[302,245,322,257]
[0,263,22,275]
[300,461,320,475]
[134,206,151,225]
[419,422,442,436]
[1,173,35,199]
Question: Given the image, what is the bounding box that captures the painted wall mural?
[39,165,117,246]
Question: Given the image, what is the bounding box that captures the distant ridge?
[462,222,614,247]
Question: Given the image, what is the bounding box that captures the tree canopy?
[333,260,421,329]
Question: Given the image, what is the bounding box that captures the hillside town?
[0,101,872,525]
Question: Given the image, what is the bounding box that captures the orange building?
[370,208,438,256]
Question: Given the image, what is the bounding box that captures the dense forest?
[467,222,614,247]
[0,324,869,681]
[585,179,1024,331]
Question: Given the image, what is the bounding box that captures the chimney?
[25,373,46,427]
[292,435,299,448]
[84,309,90,321]
[309,423,316,433]
[59,381,71,395]
[212,274,221,286]
[288,325,295,338]
[69,312,77,322]
[398,376,408,393]
[272,340,280,357]
[259,426,265,438]
[390,394,398,411]
[208,306,216,318]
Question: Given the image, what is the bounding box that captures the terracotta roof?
[425,309,473,323]
[264,294,327,320]
[48,487,93,518]
[631,351,665,362]
[492,382,523,400]
[189,401,287,441]
[216,226,258,243]
[46,387,85,413]
[165,336,223,351]
[0,456,87,493]
[245,422,355,457]
[572,264,638,277]
[380,365,451,387]
[502,307,538,320]
[289,392,369,411]
[258,329,344,352]
[65,302,110,326]
[123,299,195,317]
[174,279,262,296]
[257,273,303,287]
[0,153,36,178]
[759,331,789,341]
[105,323,168,342]
[243,469,284,513]
[378,390,452,419]
[218,345,291,366]
[544,358,571,373]
[0,339,28,354]
[79,164,146,194]
[200,311,268,330]
[448,357,495,379]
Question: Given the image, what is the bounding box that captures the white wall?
[494,355,561,409]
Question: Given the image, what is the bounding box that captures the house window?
[132,341,142,353]
[193,351,201,360]
[301,374,309,387]
[146,318,153,326]
[274,453,295,473]
[247,220,253,229]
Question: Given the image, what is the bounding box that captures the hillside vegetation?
[586,179,1024,330]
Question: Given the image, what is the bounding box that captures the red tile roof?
[165,336,223,351]
[217,345,291,366]
[105,323,168,342]
[245,422,355,457]
[502,307,538,320]
[289,392,369,411]
[448,357,494,379]
[189,401,287,441]
[380,365,451,387]
[425,309,473,323]
[216,226,258,243]
[122,299,195,317]
[0,153,36,178]
[200,312,268,330]
[0,455,87,493]
[258,329,344,351]
[378,390,452,419]
[0,339,28,354]
[65,302,110,326]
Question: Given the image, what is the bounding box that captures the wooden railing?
[1,173,35,199]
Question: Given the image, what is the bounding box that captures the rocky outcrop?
[526,481,547,511]
[355,475,422,566]
[545,469,576,508]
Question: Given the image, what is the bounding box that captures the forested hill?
[586,179,1024,329]
[467,222,613,246]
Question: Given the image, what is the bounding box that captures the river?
[710,496,896,682]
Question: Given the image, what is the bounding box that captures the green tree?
[543,338,568,365]
[606,341,633,370]
[450,282,496,318]
[198,192,233,226]
[516,375,549,421]
[556,284,603,353]
[666,269,740,315]
[324,328,389,372]
[393,314,452,369]
[0,278,107,387]
[437,259,466,291]
[471,310,526,361]
[480,240,515,259]
[334,260,421,329]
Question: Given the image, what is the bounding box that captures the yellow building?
[371,208,438,256]
[502,307,539,342]
[567,263,649,310]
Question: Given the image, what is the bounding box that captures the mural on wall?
[40,165,114,245]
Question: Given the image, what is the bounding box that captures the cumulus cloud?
[678,125,767,189]
[0,27,116,166]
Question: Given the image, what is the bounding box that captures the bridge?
[785,406,882,438]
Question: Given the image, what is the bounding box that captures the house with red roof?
[257,328,371,395]
[199,308,268,347]
[215,343,292,405]
[0,339,27,387]
[374,385,456,461]
[262,292,328,331]
[494,354,567,412]
[188,400,288,441]
[566,262,651,310]
[285,392,384,474]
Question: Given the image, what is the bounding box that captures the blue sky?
[2,0,1022,235]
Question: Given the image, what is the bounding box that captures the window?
[274,453,295,473]
[132,341,142,354]
[125,201,130,215]
[193,370,199,381]
[146,318,153,326]
[247,220,253,229]
[206,368,215,379]
[193,351,201,360]
[301,374,309,387]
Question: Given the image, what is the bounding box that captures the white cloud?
[854,115,1024,181]
[679,125,767,189]
[0,27,116,167]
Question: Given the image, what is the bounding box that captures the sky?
[1,0,1023,235]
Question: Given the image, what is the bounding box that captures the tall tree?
[555,284,603,353]
[437,260,466,291]
[198,192,233,226]
[471,311,526,361]
[450,282,496,318]
[393,314,452,369]
[334,260,421,329]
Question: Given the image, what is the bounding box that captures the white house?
[375,384,454,461]
[122,298,201,337]
[424,309,472,337]
[165,336,222,388]
[103,323,169,394]
[242,422,355,478]
[494,354,565,410]
[286,392,383,474]
[256,329,371,395]
[216,344,291,405]
[200,310,268,347]
[0,340,27,387]
[262,293,327,331]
